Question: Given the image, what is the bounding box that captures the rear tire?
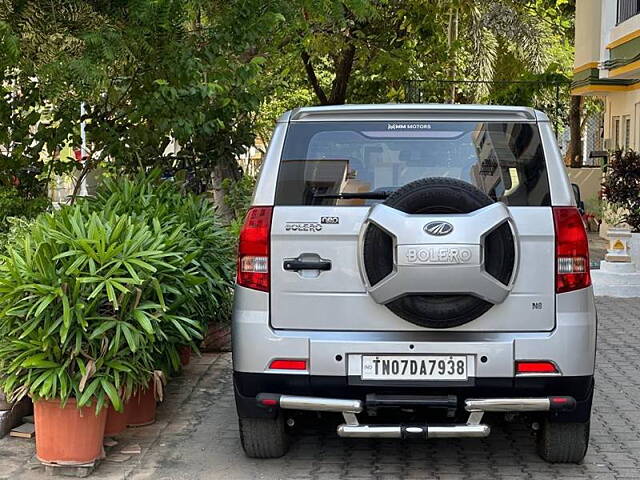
[537,419,590,463]
[239,414,290,459]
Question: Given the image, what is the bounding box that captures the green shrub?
[602,150,640,231]
[0,217,34,255]
[222,175,256,239]
[0,187,50,233]
[222,175,255,222]
[81,171,235,368]
[0,206,202,410]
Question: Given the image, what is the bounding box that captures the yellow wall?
[574,0,602,70]
[604,89,640,150]
[573,2,640,152]
[608,13,640,49]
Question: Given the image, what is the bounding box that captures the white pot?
[604,226,633,263]
[630,232,640,272]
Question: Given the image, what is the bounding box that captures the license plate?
[361,355,468,381]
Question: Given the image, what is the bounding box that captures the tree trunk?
[566,95,583,168]
[301,42,356,106]
[301,50,328,105]
[328,44,356,105]
[211,161,242,223]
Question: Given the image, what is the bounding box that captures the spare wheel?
[362,177,516,328]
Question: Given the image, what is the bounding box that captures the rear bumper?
[232,285,598,378]
[234,372,594,423]
[245,394,577,439]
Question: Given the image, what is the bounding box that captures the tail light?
[269,359,307,370]
[237,207,273,292]
[553,207,591,293]
[515,361,559,374]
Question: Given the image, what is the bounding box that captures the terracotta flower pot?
[34,398,106,465]
[179,346,191,367]
[125,386,156,427]
[202,322,231,352]
[104,404,128,437]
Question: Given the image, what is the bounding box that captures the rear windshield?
[275,121,550,206]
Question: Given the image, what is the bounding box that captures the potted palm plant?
[0,205,199,464]
[86,171,231,358]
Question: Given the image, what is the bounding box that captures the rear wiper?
[312,191,391,200]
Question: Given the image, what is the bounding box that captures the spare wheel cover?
[363,177,515,328]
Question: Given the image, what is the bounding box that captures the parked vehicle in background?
[232,104,596,463]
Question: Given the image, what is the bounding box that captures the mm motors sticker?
[387,122,432,130]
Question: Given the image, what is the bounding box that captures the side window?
[613,116,621,149]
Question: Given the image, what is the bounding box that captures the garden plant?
[0,173,234,463]
[602,150,640,232]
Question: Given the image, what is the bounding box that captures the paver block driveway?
[0,297,639,479]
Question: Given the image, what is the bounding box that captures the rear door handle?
[283,254,331,271]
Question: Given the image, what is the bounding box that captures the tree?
[258,0,448,106]
[0,0,279,217]
[1,0,579,211]
[250,0,575,111]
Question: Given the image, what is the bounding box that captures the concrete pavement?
[1,297,639,479]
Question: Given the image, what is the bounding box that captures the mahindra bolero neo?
[232,104,596,463]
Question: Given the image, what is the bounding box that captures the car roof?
[279,104,548,123]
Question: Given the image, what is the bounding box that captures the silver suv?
[233,104,596,463]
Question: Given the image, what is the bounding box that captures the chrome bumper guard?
[256,394,575,439]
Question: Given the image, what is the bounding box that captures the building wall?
[567,167,603,203]
[575,0,602,69]
[599,0,618,79]
[604,88,640,150]
[608,8,640,48]
[573,0,640,153]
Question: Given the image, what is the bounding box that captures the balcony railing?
[618,0,640,24]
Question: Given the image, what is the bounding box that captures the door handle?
[283,254,331,272]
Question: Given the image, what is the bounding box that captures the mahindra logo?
[424,221,454,236]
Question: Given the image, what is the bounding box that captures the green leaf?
[133,310,154,335]
[18,316,42,339]
[90,320,117,339]
[77,378,100,407]
[100,379,122,411]
[127,258,157,272]
[62,295,71,328]
[21,354,59,368]
[106,360,131,372]
[120,323,137,352]
[152,278,165,310]
[33,294,55,318]
[52,250,83,260]
[170,318,190,341]
[105,281,118,309]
